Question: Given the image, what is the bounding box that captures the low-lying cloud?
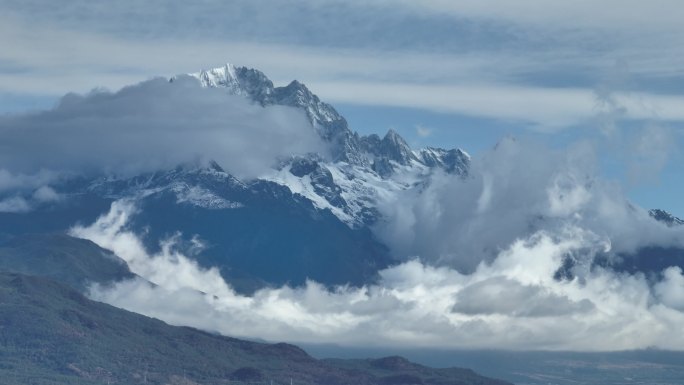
[0,182,63,213]
[375,137,684,272]
[0,196,31,213]
[452,276,595,317]
[0,169,58,193]
[71,200,684,351]
[0,75,325,180]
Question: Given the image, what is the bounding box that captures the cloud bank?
[4,1,684,130]
[0,76,324,181]
[375,137,684,272]
[72,199,684,351]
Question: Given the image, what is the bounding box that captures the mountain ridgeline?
[188,64,470,172]
[0,271,512,385]
[2,63,683,293]
[1,62,684,385]
[0,63,472,293]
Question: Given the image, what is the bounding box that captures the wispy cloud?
[415,125,432,138]
[66,128,684,352]
[376,137,684,271]
[0,196,31,213]
[2,1,684,131]
[311,81,684,130]
[2,0,683,352]
[396,0,684,32]
[0,76,324,179]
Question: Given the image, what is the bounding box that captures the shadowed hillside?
[0,272,511,385]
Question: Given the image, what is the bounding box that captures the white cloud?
[0,196,31,213]
[392,0,684,32]
[654,267,684,311]
[70,199,684,351]
[626,124,676,184]
[3,2,684,130]
[32,186,61,203]
[375,138,684,272]
[3,0,684,352]
[0,14,508,95]
[415,125,432,138]
[0,76,324,179]
[0,169,58,192]
[452,276,594,317]
[311,81,684,130]
[0,173,62,212]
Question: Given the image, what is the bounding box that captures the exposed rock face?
[650,208,684,227]
[189,63,469,175]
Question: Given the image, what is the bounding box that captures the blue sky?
[1,0,683,215]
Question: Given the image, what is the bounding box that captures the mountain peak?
[379,129,418,165]
[419,147,470,175]
[275,80,318,110]
[186,62,366,164]
[649,209,684,227]
[190,63,274,103]
[192,63,240,89]
[184,62,469,173]
[383,128,406,145]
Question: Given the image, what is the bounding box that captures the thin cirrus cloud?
[415,125,432,138]
[2,1,684,130]
[309,81,684,130]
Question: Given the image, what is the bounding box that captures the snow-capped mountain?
[649,209,684,227]
[0,62,470,292]
[189,64,469,171]
[2,62,684,295]
[5,160,394,293]
[186,63,470,226]
[17,62,467,290]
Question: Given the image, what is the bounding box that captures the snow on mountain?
[184,63,470,226]
[41,62,471,231]
[86,162,247,209]
[191,63,275,103]
[650,209,684,227]
[419,147,470,175]
[172,184,244,210]
[264,155,434,226]
[190,64,339,123]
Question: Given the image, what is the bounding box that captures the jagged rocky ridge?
[190,63,469,170]
[10,58,471,291]
[3,62,682,293]
[67,63,472,290]
[21,62,468,291]
[650,209,684,227]
[182,63,469,227]
[63,162,395,292]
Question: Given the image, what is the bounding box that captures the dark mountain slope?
[0,164,395,293]
[82,164,395,292]
[326,356,508,385]
[129,178,393,292]
[0,192,112,238]
[0,272,511,385]
[0,233,135,292]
